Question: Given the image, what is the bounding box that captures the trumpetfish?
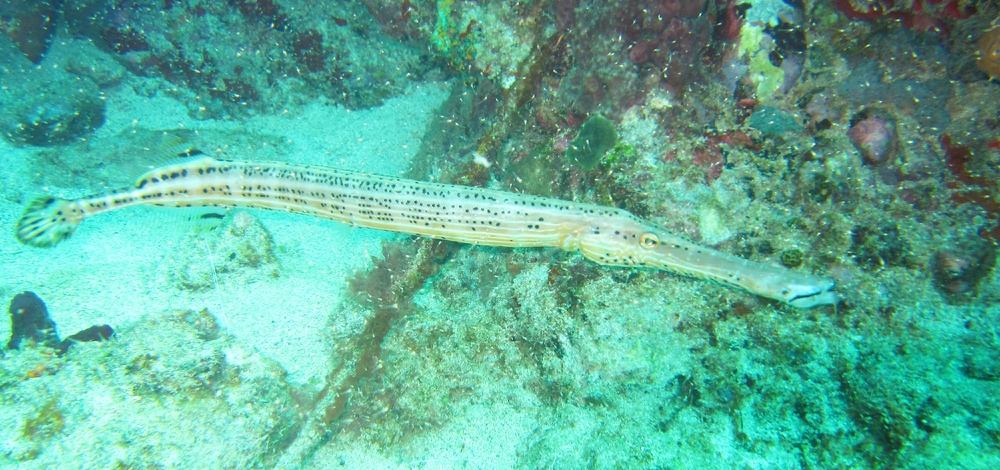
[15,153,838,308]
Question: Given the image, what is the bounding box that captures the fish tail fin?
[16,196,83,248]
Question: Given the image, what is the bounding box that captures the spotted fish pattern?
[15,155,837,308]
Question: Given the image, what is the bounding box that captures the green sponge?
[567,115,618,170]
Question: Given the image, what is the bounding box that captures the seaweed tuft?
[21,398,65,441]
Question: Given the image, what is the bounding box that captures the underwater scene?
[1,0,999,468]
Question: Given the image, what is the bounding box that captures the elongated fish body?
[16,156,838,308]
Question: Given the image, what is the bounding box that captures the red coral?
[832,0,977,37]
[941,135,1000,242]
[620,0,711,91]
[942,134,989,187]
[691,131,756,183]
[714,0,747,43]
[692,146,725,182]
[360,0,421,39]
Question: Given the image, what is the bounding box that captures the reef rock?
[0,37,105,146]
[163,211,280,291]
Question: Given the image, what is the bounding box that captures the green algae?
[430,0,477,70]
[780,248,804,268]
[603,141,636,167]
[747,106,802,138]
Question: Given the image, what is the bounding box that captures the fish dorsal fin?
[145,147,213,171]
[133,130,221,172]
[132,150,219,190]
[129,130,196,167]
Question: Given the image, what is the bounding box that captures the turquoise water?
[1,0,999,468]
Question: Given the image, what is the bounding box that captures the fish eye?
[639,233,658,249]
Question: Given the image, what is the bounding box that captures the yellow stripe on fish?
[15,155,838,308]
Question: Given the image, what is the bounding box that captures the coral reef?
[375,0,999,462]
[747,106,802,138]
[933,239,998,302]
[4,0,1000,467]
[624,0,711,91]
[275,238,452,464]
